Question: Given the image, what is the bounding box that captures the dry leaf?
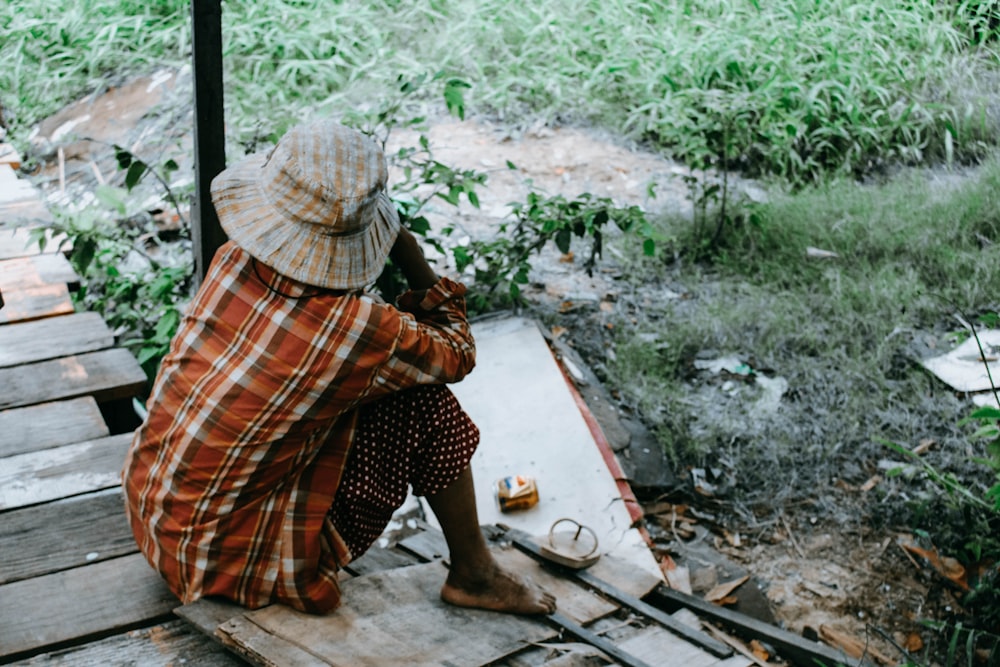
[558,251,575,263]
[819,625,895,665]
[550,326,568,340]
[912,438,936,455]
[750,639,771,660]
[860,475,882,492]
[599,300,614,313]
[904,633,924,652]
[660,555,693,595]
[898,535,969,591]
[705,574,750,602]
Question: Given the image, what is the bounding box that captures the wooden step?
[0,432,133,511]
[0,283,74,325]
[0,553,178,663]
[0,488,135,585]
[0,227,65,260]
[0,396,109,459]
[7,619,243,667]
[0,253,78,291]
[0,311,113,369]
[0,348,146,411]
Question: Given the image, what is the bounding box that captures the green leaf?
[95,185,128,215]
[154,308,180,342]
[506,160,517,170]
[555,228,572,254]
[114,147,133,169]
[408,216,431,236]
[125,161,147,191]
[443,78,472,121]
[643,238,656,256]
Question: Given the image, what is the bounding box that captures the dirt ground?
[21,68,965,665]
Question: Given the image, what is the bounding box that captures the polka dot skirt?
[329,384,480,560]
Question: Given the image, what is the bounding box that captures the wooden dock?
[0,155,851,666]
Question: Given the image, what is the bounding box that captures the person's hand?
[390,228,438,291]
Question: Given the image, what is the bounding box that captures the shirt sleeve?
[366,276,476,398]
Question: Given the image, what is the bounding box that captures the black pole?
[190,0,228,285]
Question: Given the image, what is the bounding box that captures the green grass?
[3,1,1000,181]
[607,161,1000,507]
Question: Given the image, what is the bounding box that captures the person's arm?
[389,228,438,291]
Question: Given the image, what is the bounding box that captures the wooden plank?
[649,586,858,667]
[0,348,146,411]
[0,488,136,585]
[9,619,244,667]
[0,144,22,170]
[507,527,730,657]
[0,433,132,511]
[344,544,423,576]
[0,253,78,291]
[219,560,557,667]
[0,164,38,206]
[0,311,113,368]
[0,227,66,260]
[0,553,178,663]
[0,396,109,459]
[0,283,74,325]
[0,197,52,229]
[616,625,734,667]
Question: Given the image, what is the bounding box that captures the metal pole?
[190,0,228,285]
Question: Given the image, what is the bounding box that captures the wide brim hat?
[211,119,400,291]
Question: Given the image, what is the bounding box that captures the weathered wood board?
[0,348,146,410]
[0,488,136,585]
[0,396,109,458]
[0,253,78,291]
[210,546,661,667]
[9,619,243,667]
[616,625,745,667]
[0,553,178,663]
[0,432,132,510]
[0,311,113,368]
[218,559,558,667]
[0,283,74,324]
[0,164,38,206]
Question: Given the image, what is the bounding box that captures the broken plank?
[648,586,858,667]
[0,396,109,459]
[0,311,113,368]
[0,348,146,411]
[0,432,132,511]
[615,625,734,667]
[0,488,136,585]
[0,283,74,325]
[9,619,244,667]
[506,527,730,657]
[0,553,178,663]
[222,560,556,667]
[0,253,78,291]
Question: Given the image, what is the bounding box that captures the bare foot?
[440,560,557,615]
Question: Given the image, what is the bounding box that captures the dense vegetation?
[4,1,1000,663]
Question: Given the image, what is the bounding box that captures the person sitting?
[121,119,556,616]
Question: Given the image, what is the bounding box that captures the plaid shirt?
[122,241,475,613]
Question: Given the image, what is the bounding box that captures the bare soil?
[21,68,970,665]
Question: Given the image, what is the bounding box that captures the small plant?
[453,191,653,311]
[30,149,193,382]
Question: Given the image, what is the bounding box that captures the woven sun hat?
[210,119,400,290]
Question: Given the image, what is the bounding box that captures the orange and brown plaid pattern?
[122,241,475,613]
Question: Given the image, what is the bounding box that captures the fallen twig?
[780,513,806,559]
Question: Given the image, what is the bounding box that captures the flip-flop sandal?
[539,517,600,569]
